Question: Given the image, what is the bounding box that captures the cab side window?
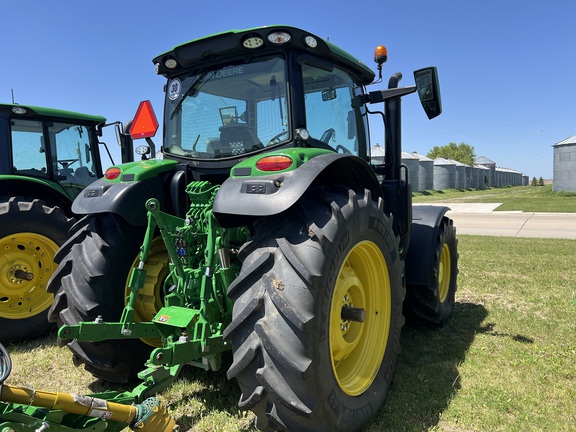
[302,63,365,156]
[10,119,48,177]
[50,123,96,186]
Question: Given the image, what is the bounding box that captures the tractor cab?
[0,104,107,200]
[0,104,134,201]
[135,26,376,182]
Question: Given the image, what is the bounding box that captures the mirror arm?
[367,86,417,104]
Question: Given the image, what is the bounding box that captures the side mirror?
[414,67,442,119]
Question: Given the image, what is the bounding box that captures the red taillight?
[255,155,293,172]
[105,167,121,180]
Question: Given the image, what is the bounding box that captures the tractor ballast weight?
[39,25,459,431]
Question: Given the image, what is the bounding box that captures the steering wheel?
[320,128,335,143]
[58,159,78,168]
[267,131,289,145]
[335,145,351,154]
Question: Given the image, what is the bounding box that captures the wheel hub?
[10,266,34,282]
[438,243,451,302]
[0,233,57,319]
[329,240,391,396]
[124,237,169,347]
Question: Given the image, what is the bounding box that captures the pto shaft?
[1,385,175,431]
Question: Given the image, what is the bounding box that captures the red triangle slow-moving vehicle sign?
[129,100,159,139]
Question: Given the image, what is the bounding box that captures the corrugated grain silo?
[553,135,576,192]
[494,167,502,187]
[469,165,479,189]
[433,158,456,190]
[513,169,523,186]
[370,143,386,164]
[450,159,468,189]
[476,156,496,187]
[401,151,420,192]
[475,164,489,189]
[412,152,434,191]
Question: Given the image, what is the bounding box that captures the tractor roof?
[153,25,376,85]
[0,103,106,124]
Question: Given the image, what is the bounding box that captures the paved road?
[414,203,576,239]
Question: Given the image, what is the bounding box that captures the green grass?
[3,236,576,431]
[412,185,576,212]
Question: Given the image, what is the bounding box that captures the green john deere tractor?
[0,25,458,431]
[0,104,135,343]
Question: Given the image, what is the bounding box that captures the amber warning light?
[129,100,159,139]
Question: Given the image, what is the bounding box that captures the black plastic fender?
[405,205,450,286]
[213,153,382,227]
[72,175,167,226]
[0,179,73,215]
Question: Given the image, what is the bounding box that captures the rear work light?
[105,167,121,180]
[255,155,293,172]
[267,31,291,45]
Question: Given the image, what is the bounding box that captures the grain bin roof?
[411,151,433,161]
[371,144,386,157]
[434,157,456,165]
[554,135,576,147]
[475,156,496,164]
[401,151,419,159]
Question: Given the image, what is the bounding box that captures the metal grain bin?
[370,143,386,164]
[450,159,468,189]
[433,158,456,190]
[475,164,489,189]
[476,156,496,187]
[412,152,434,191]
[401,151,420,192]
[469,165,479,189]
[553,135,576,192]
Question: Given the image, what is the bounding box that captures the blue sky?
[3,0,574,179]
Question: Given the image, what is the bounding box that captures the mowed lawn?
[5,235,575,432]
[412,184,576,213]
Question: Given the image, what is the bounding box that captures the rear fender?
[405,205,450,286]
[0,178,72,214]
[72,160,177,226]
[213,153,382,227]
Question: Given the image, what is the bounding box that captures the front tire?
[224,187,404,431]
[404,216,458,326]
[47,213,168,383]
[0,197,73,343]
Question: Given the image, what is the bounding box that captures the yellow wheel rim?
[124,237,169,347]
[329,240,391,396]
[0,233,58,320]
[438,243,451,303]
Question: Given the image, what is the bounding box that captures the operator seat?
[215,124,263,157]
[73,166,96,186]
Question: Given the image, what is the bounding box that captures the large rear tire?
[404,216,458,326]
[0,197,73,343]
[47,213,168,383]
[224,187,404,431]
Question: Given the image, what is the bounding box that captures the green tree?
[531,176,538,186]
[538,177,545,186]
[427,142,476,166]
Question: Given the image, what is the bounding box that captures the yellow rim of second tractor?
[124,237,169,347]
[0,232,57,320]
[438,243,451,303]
[329,240,391,396]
